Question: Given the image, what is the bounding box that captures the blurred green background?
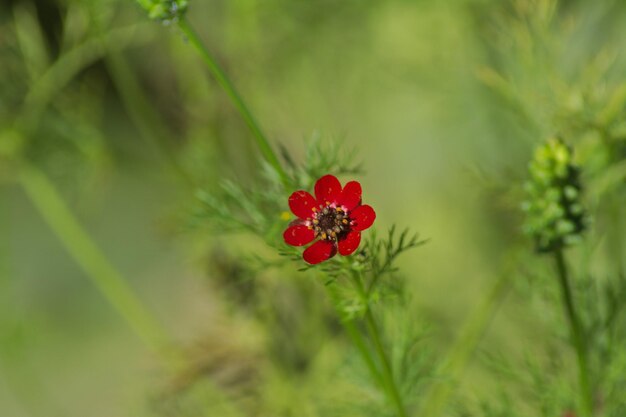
[1,0,625,415]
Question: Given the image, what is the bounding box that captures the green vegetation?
[0,0,625,416]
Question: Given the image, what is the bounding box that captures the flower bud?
[148,0,188,25]
[523,138,586,252]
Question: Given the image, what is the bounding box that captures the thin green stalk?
[421,254,515,417]
[350,271,408,417]
[0,192,52,415]
[554,249,593,417]
[0,195,10,298]
[103,48,194,186]
[325,282,386,393]
[13,160,241,411]
[10,7,185,369]
[83,4,193,186]
[8,7,239,410]
[342,314,386,391]
[17,23,152,133]
[364,309,409,417]
[18,164,179,368]
[176,18,290,187]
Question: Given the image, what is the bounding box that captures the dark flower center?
[312,206,350,241]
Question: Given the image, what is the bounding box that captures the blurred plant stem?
[365,309,408,417]
[420,252,517,417]
[103,51,195,186]
[341,319,385,388]
[18,163,181,367]
[350,270,409,417]
[0,194,52,415]
[0,196,10,298]
[10,10,183,367]
[14,158,240,414]
[554,249,593,417]
[17,23,152,134]
[175,18,290,187]
[87,5,195,187]
[17,4,191,186]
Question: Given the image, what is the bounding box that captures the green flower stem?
[554,249,593,417]
[420,253,516,417]
[364,309,408,417]
[176,18,290,187]
[18,163,180,368]
[351,271,408,417]
[325,281,387,395]
[341,318,386,391]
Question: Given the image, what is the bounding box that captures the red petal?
[283,225,315,246]
[288,190,317,219]
[338,231,361,256]
[338,181,362,211]
[314,175,342,204]
[350,205,376,231]
[303,240,337,264]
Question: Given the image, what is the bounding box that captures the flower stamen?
[311,202,351,241]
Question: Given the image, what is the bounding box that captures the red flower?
[283,174,376,264]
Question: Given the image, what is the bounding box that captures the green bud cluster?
[522,138,587,252]
[147,0,188,24]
